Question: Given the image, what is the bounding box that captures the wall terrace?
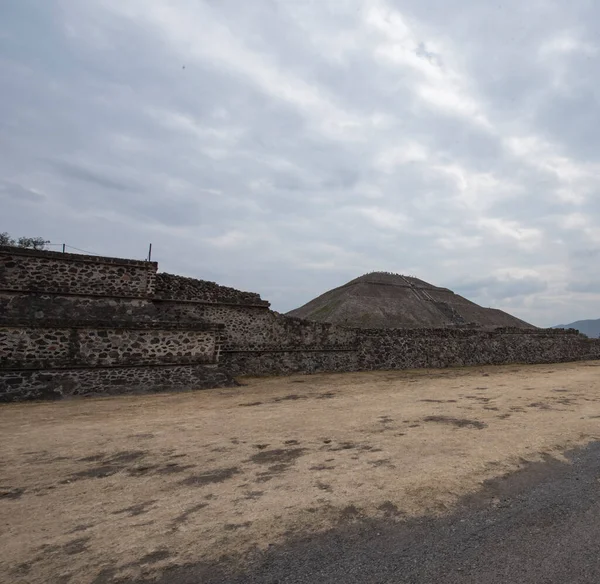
[0,246,157,298]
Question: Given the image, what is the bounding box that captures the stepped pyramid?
[287,272,533,329]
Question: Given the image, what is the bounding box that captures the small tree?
[16,236,50,250]
[0,232,50,250]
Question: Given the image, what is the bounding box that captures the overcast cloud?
[2,0,600,327]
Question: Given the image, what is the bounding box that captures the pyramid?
[286,272,534,329]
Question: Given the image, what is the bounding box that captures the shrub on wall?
[0,232,49,250]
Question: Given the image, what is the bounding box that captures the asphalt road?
[127,441,600,584]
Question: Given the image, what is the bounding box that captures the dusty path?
[204,441,600,584]
[1,361,600,583]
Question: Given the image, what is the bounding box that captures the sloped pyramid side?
[286,273,534,329]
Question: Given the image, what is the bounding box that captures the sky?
[2,0,600,327]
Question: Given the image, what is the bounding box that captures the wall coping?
[0,319,223,331]
[0,245,157,269]
[356,327,583,337]
[222,347,356,353]
[1,362,220,373]
[153,297,271,309]
[0,288,154,300]
[0,289,272,308]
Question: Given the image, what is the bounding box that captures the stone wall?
[355,327,600,370]
[219,327,600,377]
[0,364,235,402]
[155,273,269,306]
[0,246,237,401]
[132,302,355,351]
[0,322,219,369]
[0,246,157,298]
[0,292,157,325]
[202,306,356,351]
[2,246,600,402]
[221,348,358,376]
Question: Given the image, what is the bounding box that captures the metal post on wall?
[148,243,152,262]
[62,243,66,253]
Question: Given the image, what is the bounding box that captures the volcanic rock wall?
[0,246,157,297]
[356,327,600,370]
[1,246,599,402]
[0,247,230,401]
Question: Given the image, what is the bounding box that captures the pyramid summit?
[287,272,533,329]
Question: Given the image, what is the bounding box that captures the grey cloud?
[0,180,44,203]
[51,161,135,192]
[1,0,600,327]
[533,90,600,163]
[569,247,600,260]
[567,281,600,294]
[453,276,548,301]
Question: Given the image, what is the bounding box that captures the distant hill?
[552,319,600,338]
[287,272,534,329]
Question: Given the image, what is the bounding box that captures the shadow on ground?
[88,441,600,584]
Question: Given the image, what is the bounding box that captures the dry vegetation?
[2,361,600,583]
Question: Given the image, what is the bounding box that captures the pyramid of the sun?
[287,272,533,329]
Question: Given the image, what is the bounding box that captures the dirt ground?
[2,361,600,584]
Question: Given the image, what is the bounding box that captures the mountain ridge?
[552,318,600,338]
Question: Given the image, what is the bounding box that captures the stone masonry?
[1,246,599,401]
[0,246,156,298]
